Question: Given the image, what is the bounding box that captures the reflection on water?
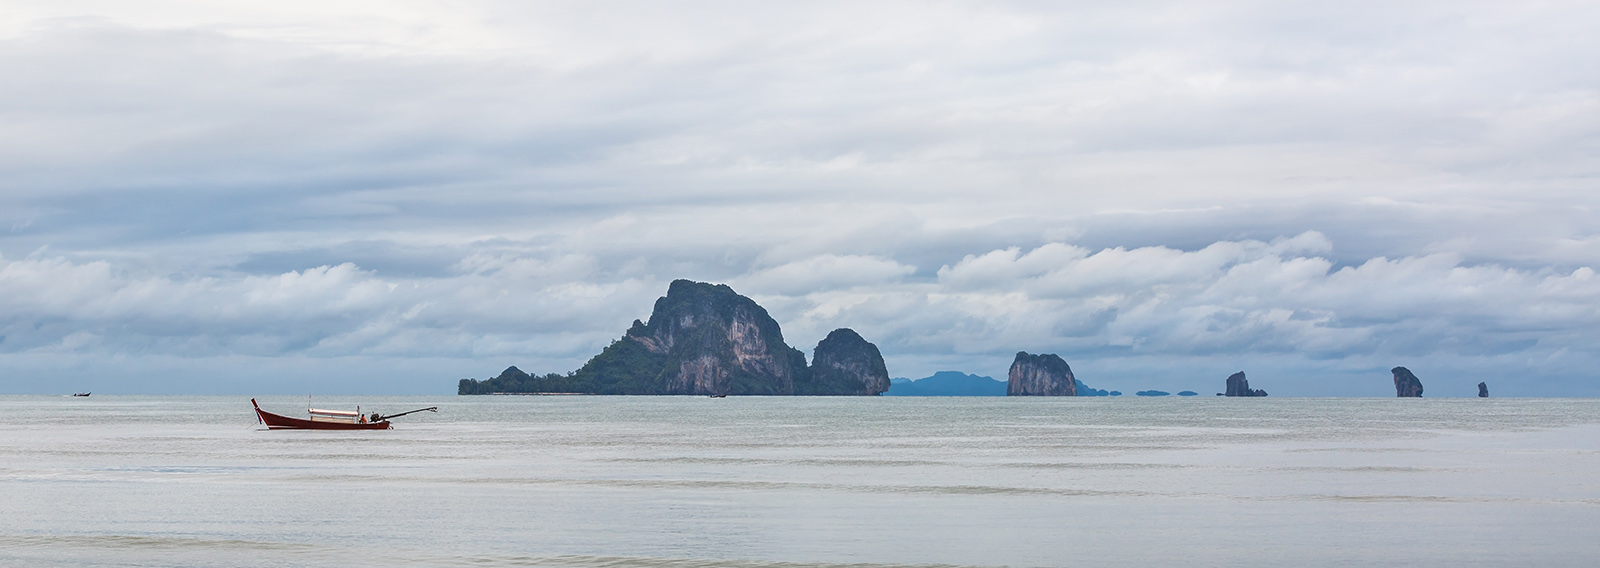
[2,396,1598,567]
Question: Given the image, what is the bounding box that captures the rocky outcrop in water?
[617,280,806,395]
[804,328,891,395]
[458,280,890,395]
[1224,371,1268,397]
[1478,382,1489,398]
[1392,366,1424,397]
[1006,352,1077,396]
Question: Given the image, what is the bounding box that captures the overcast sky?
[2,1,1598,396]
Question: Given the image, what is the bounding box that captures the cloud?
[1,2,1598,393]
[736,255,916,296]
[772,232,1600,394]
[0,252,655,360]
[6,230,1600,395]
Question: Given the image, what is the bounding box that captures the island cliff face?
[1224,371,1268,397]
[1007,352,1077,396]
[805,328,891,395]
[458,280,890,395]
[1392,366,1424,397]
[618,279,807,395]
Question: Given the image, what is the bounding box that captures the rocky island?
[1006,352,1077,396]
[458,280,890,395]
[806,328,892,395]
[1223,371,1268,397]
[1392,366,1424,397]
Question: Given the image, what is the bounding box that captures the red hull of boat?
[252,399,391,430]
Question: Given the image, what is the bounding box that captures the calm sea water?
[1,395,1597,567]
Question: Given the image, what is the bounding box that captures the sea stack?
[1478,382,1489,398]
[1392,366,1424,397]
[804,328,891,395]
[1224,371,1268,397]
[1007,352,1077,396]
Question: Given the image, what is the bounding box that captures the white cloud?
[1,1,1599,393]
[4,230,1600,394]
[777,233,1600,387]
[736,254,915,296]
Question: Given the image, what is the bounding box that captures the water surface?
[2,395,1597,567]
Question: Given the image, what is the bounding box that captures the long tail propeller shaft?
[374,407,438,422]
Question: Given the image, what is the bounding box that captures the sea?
[2,395,1597,568]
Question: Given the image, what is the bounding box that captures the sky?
[2,1,1598,396]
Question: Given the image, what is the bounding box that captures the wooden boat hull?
[252,399,391,430]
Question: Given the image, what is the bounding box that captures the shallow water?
[2,395,1597,567]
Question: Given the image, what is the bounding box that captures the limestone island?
[1392,366,1424,397]
[1222,371,1268,397]
[458,280,889,395]
[1007,352,1078,396]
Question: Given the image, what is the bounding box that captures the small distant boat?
[72,392,90,397]
[709,394,727,398]
[251,398,436,430]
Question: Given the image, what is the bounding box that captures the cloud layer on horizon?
[5,231,1598,395]
[1,1,1597,394]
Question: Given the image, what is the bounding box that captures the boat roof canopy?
[308,408,360,417]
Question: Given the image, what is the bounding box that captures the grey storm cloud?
[1,1,1597,395]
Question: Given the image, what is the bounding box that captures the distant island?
[1393,366,1425,397]
[887,372,1004,396]
[885,371,1117,396]
[1222,371,1268,397]
[457,279,1453,398]
[457,281,1147,397]
[458,280,890,395]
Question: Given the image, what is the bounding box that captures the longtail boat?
[251,398,436,430]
